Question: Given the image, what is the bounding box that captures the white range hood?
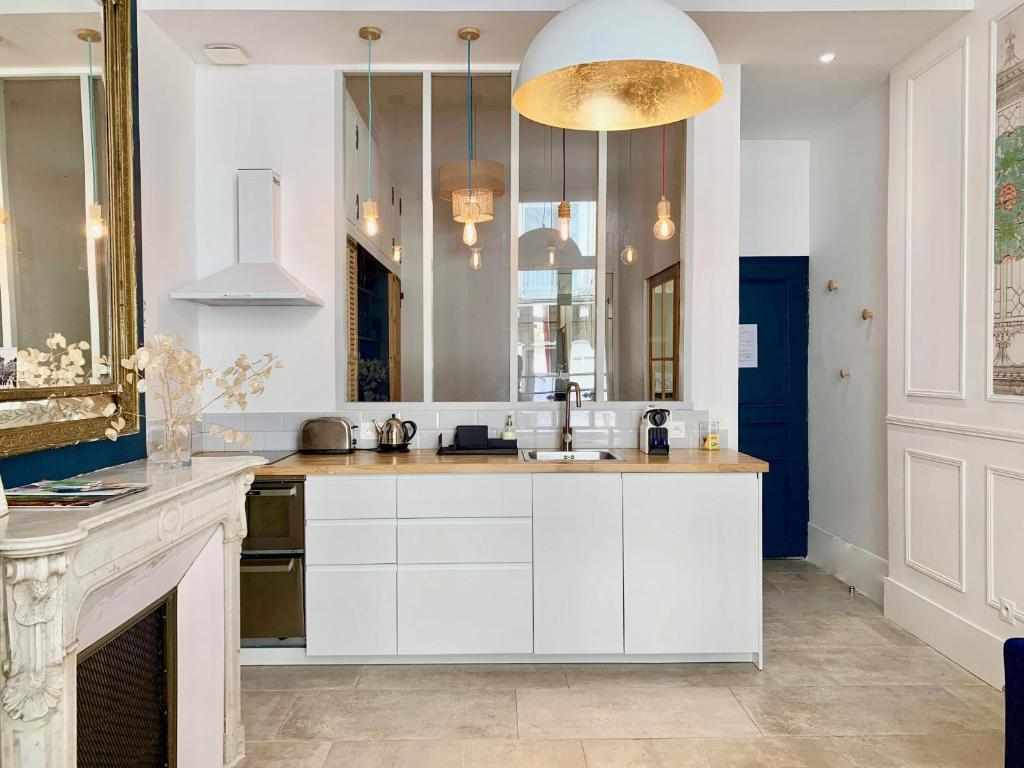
[172,169,324,307]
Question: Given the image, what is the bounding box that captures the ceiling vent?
[204,44,249,66]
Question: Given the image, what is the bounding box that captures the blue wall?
[0,4,145,488]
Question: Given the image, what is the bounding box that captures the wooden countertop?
[255,448,768,476]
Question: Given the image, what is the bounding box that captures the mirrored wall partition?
[341,69,686,406]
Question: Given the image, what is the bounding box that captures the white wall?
[740,140,810,257]
[686,64,742,448]
[195,65,337,412]
[886,0,1024,689]
[807,84,890,603]
[138,13,198,379]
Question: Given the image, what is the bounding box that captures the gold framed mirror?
[0,0,139,457]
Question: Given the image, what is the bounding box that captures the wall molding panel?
[985,465,1024,621]
[903,449,966,592]
[903,38,969,400]
[887,414,1024,444]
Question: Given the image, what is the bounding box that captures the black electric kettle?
[371,414,417,452]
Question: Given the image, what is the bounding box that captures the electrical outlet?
[668,421,686,439]
[999,598,1017,626]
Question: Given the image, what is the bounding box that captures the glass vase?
[147,418,193,468]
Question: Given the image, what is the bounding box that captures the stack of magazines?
[5,479,151,510]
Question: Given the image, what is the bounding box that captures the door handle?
[247,488,297,497]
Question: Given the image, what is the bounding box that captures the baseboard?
[884,578,1006,689]
[807,523,888,605]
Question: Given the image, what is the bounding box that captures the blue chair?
[1008,639,1024,768]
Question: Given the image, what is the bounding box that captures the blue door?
[739,257,809,558]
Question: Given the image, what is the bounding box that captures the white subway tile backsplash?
[196,406,709,456]
[264,432,299,451]
[243,412,284,432]
[438,410,477,429]
[612,428,639,449]
[572,428,611,448]
[205,412,244,430]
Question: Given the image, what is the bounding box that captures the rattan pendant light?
[438,27,505,245]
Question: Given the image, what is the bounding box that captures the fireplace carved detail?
[2,554,67,722]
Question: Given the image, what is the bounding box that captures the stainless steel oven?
[243,477,304,552]
[241,476,305,646]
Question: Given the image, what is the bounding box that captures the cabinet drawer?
[397,474,531,519]
[398,518,531,564]
[397,564,533,655]
[307,519,396,565]
[306,565,396,656]
[306,476,396,520]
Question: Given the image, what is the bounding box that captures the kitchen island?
[244,448,768,669]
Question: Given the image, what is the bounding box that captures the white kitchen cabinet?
[398,517,531,564]
[533,474,624,654]
[623,474,761,655]
[305,475,396,520]
[306,565,397,655]
[397,564,533,655]
[306,519,396,566]
[397,474,532,519]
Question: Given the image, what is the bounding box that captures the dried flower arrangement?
[16,332,111,387]
[104,334,282,461]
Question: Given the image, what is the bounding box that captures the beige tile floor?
[239,560,1006,767]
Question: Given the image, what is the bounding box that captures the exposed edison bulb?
[362,199,380,237]
[620,244,637,265]
[462,220,478,247]
[557,200,571,242]
[392,242,403,263]
[470,246,482,271]
[87,203,107,240]
[547,246,556,266]
[653,196,675,241]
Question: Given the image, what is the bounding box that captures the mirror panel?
[517,119,598,402]
[0,0,140,455]
[344,73,423,403]
[605,122,685,402]
[431,73,511,402]
[0,18,112,390]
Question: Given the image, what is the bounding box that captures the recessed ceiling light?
[204,44,249,66]
[819,52,836,64]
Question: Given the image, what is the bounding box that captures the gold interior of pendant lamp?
[513,59,723,131]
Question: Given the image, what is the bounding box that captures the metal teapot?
[371,414,417,452]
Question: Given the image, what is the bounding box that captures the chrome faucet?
[561,381,582,451]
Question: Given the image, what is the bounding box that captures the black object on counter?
[454,425,489,450]
[437,430,518,456]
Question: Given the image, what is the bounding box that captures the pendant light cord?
[86,40,99,204]
[367,35,373,199]
[466,36,474,196]
[561,128,567,202]
[661,124,666,198]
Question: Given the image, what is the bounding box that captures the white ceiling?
[144,7,964,137]
[0,3,967,137]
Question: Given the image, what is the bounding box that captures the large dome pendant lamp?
[513,0,722,131]
[359,26,381,238]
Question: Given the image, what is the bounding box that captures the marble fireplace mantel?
[0,456,264,768]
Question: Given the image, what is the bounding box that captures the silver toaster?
[298,417,357,454]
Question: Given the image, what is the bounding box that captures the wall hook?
[861,308,874,320]
[827,279,840,293]
[839,368,851,379]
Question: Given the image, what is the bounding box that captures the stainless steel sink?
[524,450,621,462]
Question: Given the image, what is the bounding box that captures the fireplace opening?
[77,591,177,768]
